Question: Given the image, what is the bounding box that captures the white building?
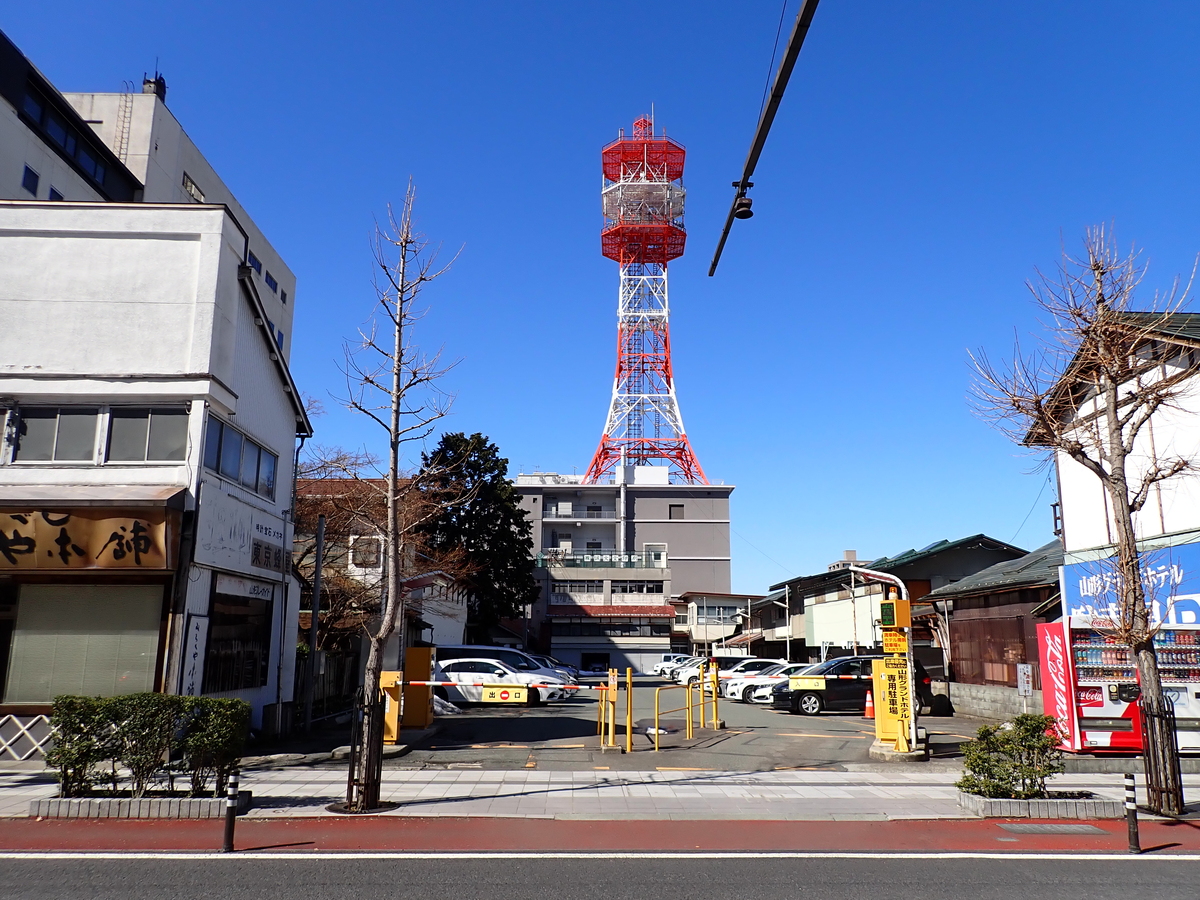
[0,30,309,754]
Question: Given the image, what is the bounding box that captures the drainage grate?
[998,823,1107,834]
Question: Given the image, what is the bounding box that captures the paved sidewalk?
[8,766,1198,820]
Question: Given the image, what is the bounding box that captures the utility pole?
[303,514,325,733]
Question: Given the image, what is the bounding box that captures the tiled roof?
[547,605,676,617]
[924,539,1063,600]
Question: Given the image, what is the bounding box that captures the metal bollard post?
[625,668,633,754]
[1125,772,1141,854]
[221,768,240,853]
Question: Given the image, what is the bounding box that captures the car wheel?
[798,692,823,716]
[526,688,542,707]
[742,686,756,703]
[687,676,699,686]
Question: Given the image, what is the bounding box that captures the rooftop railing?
[536,549,666,569]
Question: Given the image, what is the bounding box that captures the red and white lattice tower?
[583,117,708,485]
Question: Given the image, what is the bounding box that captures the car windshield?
[756,665,786,677]
[805,658,849,675]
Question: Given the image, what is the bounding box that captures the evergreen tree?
[420,433,537,632]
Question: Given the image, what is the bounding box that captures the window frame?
[201,415,279,501]
[105,407,190,463]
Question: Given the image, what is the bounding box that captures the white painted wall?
[806,587,881,650]
[63,92,295,357]
[1057,365,1200,553]
[0,94,104,202]
[0,201,304,728]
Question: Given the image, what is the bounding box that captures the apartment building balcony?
[535,549,666,569]
[541,508,618,520]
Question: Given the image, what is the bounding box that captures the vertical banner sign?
[180,615,209,696]
[1037,620,1080,750]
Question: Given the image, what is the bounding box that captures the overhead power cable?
[709,0,821,277]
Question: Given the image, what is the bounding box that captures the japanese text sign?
[0,509,173,571]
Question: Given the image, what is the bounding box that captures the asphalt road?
[3,856,1198,899]
[390,677,971,771]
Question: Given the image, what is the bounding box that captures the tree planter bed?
[957,790,1122,819]
[30,792,252,820]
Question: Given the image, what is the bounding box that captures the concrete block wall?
[933,680,1042,721]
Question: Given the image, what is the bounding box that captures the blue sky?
[10,2,1200,592]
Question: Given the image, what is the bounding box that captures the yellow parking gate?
[596,668,634,752]
[652,681,696,751]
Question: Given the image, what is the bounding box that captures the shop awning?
[722,630,763,647]
[0,484,186,509]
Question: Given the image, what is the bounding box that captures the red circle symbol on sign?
[500,690,510,700]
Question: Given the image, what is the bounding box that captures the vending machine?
[1039,540,1200,754]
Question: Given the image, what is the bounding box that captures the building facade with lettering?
[0,31,310,755]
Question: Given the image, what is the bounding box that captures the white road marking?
[0,851,1196,861]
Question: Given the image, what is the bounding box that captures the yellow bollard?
[686,681,694,739]
[710,665,721,729]
[597,685,605,735]
[696,662,706,728]
[608,669,617,748]
[625,668,634,754]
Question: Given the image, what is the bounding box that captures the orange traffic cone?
[864,690,875,720]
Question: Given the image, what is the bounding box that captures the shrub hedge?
[45,693,251,799]
[955,713,1066,799]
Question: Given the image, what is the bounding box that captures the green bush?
[46,693,252,799]
[105,693,185,798]
[45,696,113,798]
[955,713,1065,799]
[182,698,251,797]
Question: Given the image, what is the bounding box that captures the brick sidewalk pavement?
[7,767,1196,821]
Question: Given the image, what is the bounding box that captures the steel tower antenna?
[583,117,708,485]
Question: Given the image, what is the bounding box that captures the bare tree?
[971,225,1198,813]
[332,183,465,811]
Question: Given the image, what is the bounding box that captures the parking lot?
[394,676,975,771]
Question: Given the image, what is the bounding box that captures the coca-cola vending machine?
[1039,541,1200,754]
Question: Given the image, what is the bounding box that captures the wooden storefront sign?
[0,509,175,571]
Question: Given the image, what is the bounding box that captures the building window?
[264,271,278,293]
[202,416,278,500]
[21,92,43,121]
[611,580,664,594]
[551,580,603,594]
[48,186,63,201]
[668,504,684,520]
[585,540,602,550]
[203,588,273,693]
[675,613,689,625]
[21,166,38,196]
[351,537,381,568]
[107,408,189,461]
[12,408,98,461]
[247,251,262,274]
[181,171,205,202]
[281,290,288,305]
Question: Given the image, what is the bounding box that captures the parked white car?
[660,656,705,680]
[433,658,569,705]
[650,654,690,676]
[674,656,777,686]
[723,662,813,702]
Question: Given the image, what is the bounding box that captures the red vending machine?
[1040,541,1200,754]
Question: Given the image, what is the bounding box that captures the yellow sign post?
[874,586,915,752]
